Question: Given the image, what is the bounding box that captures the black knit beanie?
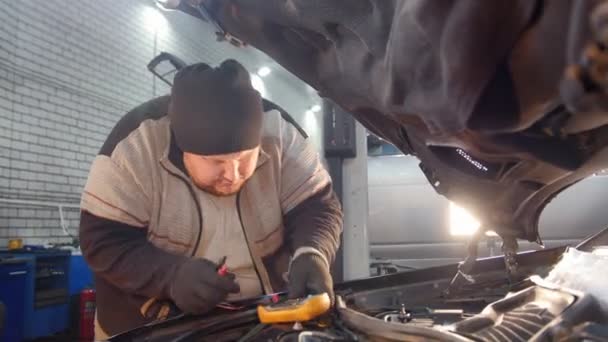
[169,59,263,155]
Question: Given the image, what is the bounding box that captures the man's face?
[183,147,260,196]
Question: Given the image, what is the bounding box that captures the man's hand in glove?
[169,258,240,314]
[287,253,334,302]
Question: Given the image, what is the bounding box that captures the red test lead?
[216,256,228,276]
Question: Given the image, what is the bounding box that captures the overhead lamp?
[449,202,481,236]
[143,6,168,33]
[310,104,322,113]
[257,66,271,77]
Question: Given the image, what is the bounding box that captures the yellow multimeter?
[257,293,331,324]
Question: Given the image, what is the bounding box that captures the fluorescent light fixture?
[449,202,481,236]
[257,66,271,77]
[310,104,322,113]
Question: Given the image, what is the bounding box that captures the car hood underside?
[178,0,608,244]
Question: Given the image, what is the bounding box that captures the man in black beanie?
[79,59,342,339]
[169,60,264,196]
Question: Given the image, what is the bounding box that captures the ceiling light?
[257,66,271,77]
[310,104,322,113]
[449,202,481,236]
[143,6,168,33]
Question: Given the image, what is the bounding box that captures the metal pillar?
[341,123,370,280]
[326,157,344,283]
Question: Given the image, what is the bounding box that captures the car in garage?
[106,0,608,340]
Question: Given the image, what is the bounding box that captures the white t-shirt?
[195,191,263,300]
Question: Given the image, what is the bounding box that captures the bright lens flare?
[143,6,167,33]
[449,202,481,236]
[257,66,271,77]
[250,74,267,98]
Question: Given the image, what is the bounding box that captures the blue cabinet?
[0,250,71,340]
[0,257,31,342]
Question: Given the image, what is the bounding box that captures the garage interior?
[2,1,608,341]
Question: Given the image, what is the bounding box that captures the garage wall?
[0,0,324,247]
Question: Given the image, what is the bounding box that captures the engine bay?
[109,231,608,341]
[254,249,608,341]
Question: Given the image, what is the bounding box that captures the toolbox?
[0,256,31,342]
[0,248,71,340]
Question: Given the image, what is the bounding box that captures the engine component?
[502,236,519,284]
[378,305,465,327]
[450,285,606,341]
[383,304,410,324]
[275,329,350,342]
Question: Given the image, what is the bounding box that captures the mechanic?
[79,59,343,338]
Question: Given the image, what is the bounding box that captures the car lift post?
[342,122,371,280]
[323,100,370,281]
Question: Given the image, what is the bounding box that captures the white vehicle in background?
[367,136,608,272]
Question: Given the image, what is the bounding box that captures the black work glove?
[169,258,240,314]
[287,254,334,303]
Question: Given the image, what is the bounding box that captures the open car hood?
[109,228,608,341]
[170,0,608,245]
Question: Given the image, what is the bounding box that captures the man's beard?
[194,182,242,197]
